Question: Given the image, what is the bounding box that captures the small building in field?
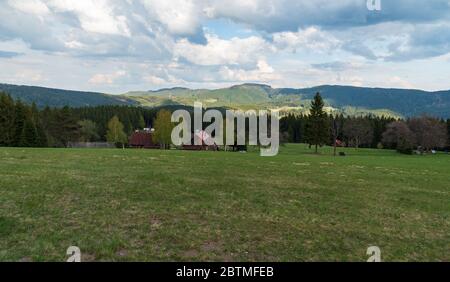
[335,139,344,147]
[182,130,218,151]
[129,129,160,149]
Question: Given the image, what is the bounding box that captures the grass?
[0,144,449,262]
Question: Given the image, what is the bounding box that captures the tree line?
[1,91,449,153]
[0,92,158,147]
[281,93,450,154]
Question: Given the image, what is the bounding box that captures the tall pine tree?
[0,93,16,146]
[18,115,38,147]
[13,100,27,147]
[58,106,80,147]
[305,92,329,153]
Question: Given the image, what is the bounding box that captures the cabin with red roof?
[129,129,160,149]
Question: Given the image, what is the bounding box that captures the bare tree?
[408,116,447,151]
[382,121,416,153]
[343,118,373,149]
[330,115,343,156]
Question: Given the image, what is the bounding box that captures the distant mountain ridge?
[0,83,137,108]
[2,83,450,118]
[124,83,450,118]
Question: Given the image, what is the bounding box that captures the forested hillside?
[0,83,136,108]
[2,83,450,118]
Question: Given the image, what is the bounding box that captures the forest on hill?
[2,83,450,118]
[1,91,449,154]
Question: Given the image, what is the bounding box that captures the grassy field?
[0,144,449,262]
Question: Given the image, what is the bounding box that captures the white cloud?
[273,27,341,53]
[89,71,126,85]
[174,34,273,66]
[7,0,50,16]
[142,0,202,35]
[1,0,450,92]
[387,76,415,89]
[16,71,46,83]
[144,75,166,85]
[219,59,280,82]
[46,0,131,36]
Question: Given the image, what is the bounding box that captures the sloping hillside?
[277,85,450,118]
[2,83,450,118]
[0,84,137,108]
[125,84,450,118]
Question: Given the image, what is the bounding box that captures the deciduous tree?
[343,117,373,149]
[106,116,128,148]
[447,119,450,147]
[153,110,174,149]
[330,114,344,156]
[382,121,416,154]
[408,116,447,151]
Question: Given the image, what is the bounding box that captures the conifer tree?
[78,119,99,142]
[58,106,80,147]
[19,116,38,147]
[305,92,329,153]
[138,115,146,129]
[35,121,48,147]
[13,100,27,146]
[0,93,16,146]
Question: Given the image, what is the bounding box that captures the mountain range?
[2,83,450,118]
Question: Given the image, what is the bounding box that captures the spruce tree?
[35,122,48,147]
[305,92,329,153]
[19,117,38,147]
[13,100,27,146]
[138,115,146,129]
[78,119,99,142]
[58,106,80,147]
[0,93,16,146]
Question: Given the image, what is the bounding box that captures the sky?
[1,0,450,93]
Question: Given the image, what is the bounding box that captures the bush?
[397,139,414,155]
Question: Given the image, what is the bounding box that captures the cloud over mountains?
[1,0,450,92]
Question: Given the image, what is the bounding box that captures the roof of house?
[129,131,155,147]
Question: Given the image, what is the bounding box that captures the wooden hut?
[129,130,160,149]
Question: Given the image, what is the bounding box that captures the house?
[129,129,160,149]
[335,139,344,147]
[182,130,219,151]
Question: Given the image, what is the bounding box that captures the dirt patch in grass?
[182,249,199,259]
[81,253,96,262]
[201,241,222,252]
[116,249,128,257]
[149,216,162,229]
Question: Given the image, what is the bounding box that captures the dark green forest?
[0,92,157,147]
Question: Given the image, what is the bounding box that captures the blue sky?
[0,0,450,93]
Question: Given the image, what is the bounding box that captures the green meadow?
[0,145,449,262]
